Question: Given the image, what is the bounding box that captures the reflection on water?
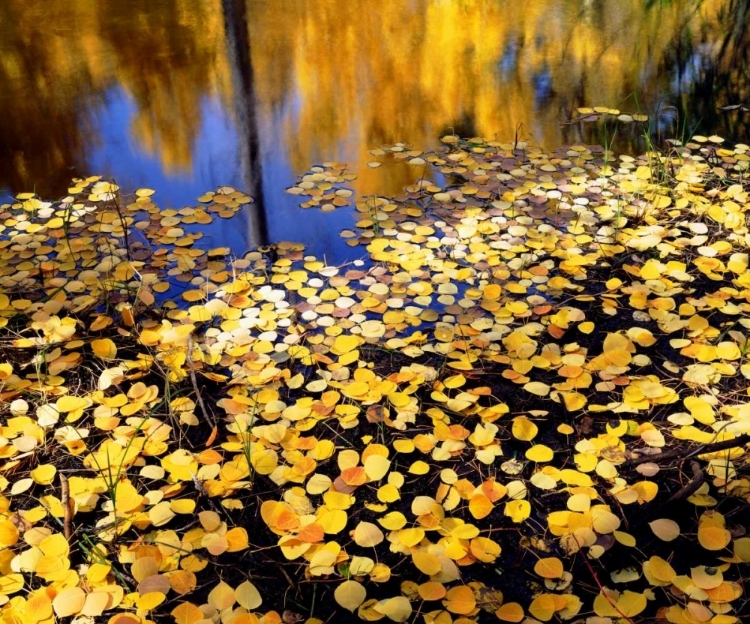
[0,0,747,261]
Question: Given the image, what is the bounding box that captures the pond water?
[0,0,747,262]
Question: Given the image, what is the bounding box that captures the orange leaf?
[469,493,493,519]
[443,585,476,615]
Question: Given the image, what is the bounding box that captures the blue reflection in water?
[84,86,252,254]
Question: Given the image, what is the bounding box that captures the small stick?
[275,562,298,592]
[60,474,73,541]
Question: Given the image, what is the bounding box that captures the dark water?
[0,0,747,261]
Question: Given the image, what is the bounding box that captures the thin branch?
[621,434,750,470]
[187,333,219,435]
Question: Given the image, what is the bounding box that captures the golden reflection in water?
[0,0,746,203]
[0,0,231,192]
[246,0,737,195]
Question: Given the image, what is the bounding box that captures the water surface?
[0,0,747,260]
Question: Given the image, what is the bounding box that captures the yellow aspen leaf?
[0,521,19,548]
[149,502,175,527]
[495,602,524,622]
[331,334,363,355]
[377,483,400,503]
[364,455,391,481]
[631,480,658,503]
[526,445,554,462]
[648,518,680,542]
[90,336,117,360]
[443,585,476,615]
[528,594,556,621]
[562,392,587,411]
[567,494,591,513]
[705,581,742,603]
[25,592,53,620]
[611,567,641,583]
[170,499,197,514]
[53,587,85,618]
[131,558,159,584]
[617,591,647,617]
[171,602,205,624]
[534,557,564,579]
[393,439,415,453]
[483,284,502,300]
[56,395,90,414]
[39,534,69,557]
[412,550,442,576]
[317,509,347,535]
[613,531,636,547]
[409,460,430,475]
[593,591,620,618]
[278,537,309,561]
[469,536,501,563]
[684,396,716,425]
[334,580,366,612]
[306,473,332,495]
[169,571,197,595]
[698,511,731,551]
[310,439,336,460]
[181,290,206,302]
[734,537,750,562]
[353,521,384,547]
[0,573,24,594]
[187,305,212,322]
[208,581,235,611]
[376,596,412,621]
[698,525,731,550]
[592,509,620,534]
[398,527,425,547]
[30,464,56,485]
[627,327,657,347]
[370,563,391,583]
[418,582,446,601]
[235,580,262,610]
[225,527,249,552]
[137,592,166,612]
[378,512,407,530]
[524,381,550,396]
[444,374,467,389]
[511,416,537,441]
[504,500,531,523]
[691,565,723,590]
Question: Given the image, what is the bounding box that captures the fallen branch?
[621,433,750,470]
[578,553,635,624]
[187,333,219,444]
[667,460,704,503]
[60,473,73,541]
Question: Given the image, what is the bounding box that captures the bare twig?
[274,562,298,592]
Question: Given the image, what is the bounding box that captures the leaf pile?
[0,134,749,624]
